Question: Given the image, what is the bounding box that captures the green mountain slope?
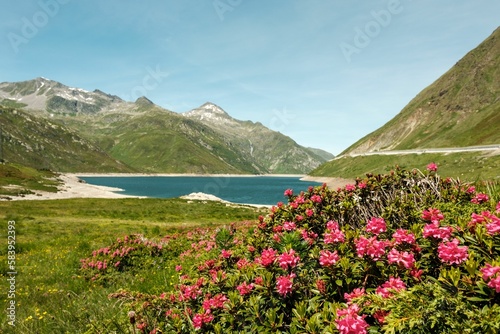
[0,106,134,172]
[343,27,500,155]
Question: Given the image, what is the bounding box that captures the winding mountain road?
[335,144,500,160]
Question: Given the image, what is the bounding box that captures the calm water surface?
[80,176,322,205]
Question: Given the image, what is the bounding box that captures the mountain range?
[0,78,333,174]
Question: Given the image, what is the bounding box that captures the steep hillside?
[343,27,500,155]
[0,106,135,172]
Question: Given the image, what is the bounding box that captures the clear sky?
[1,1,499,155]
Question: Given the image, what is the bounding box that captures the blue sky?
[1,1,499,155]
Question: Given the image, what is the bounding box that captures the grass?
[310,152,500,181]
[0,163,60,197]
[0,198,263,333]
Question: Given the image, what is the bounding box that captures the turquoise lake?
[80,176,323,206]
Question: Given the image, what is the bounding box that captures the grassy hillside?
[343,27,500,154]
[0,106,135,172]
[310,152,500,181]
[0,163,60,197]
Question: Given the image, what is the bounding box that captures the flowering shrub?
[88,167,499,333]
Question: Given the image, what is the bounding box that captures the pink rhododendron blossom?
[310,194,322,203]
[376,277,406,298]
[488,276,500,293]
[324,229,346,244]
[471,193,489,204]
[355,236,388,260]
[373,310,389,325]
[410,268,424,280]
[278,249,300,270]
[480,263,500,281]
[276,274,295,296]
[283,221,297,231]
[236,258,251,269]
[236,281,254,296]
[192,311,214,329]
[284,188,293,196]
[221,249,232,259]
[259,248,277,267]
[295,215,304,222]
[254,277,264,285]
[426,162,438,172]
[423,222,453,240]
[326,220,340,230]
[316,279,327,294]
[175,265,182,272]
[319,249,340,267]
[335,304,369,334]
[202,294,228,310]
[437,238,469,265]
[387,248,415,269]
[422,208,444,223]
[366,217,387,235]
[392,229,416,245]
[306,208,314,217]
[344,288,366,303]
[357,182,367,189]
[345,184,356,192]
[466,186,476,194]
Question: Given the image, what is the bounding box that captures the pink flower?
[373,310,389,324]
[387,248,415,269]
[422,208,444,223]
[310,194,322,203]
[236,281,254,296]
[392,229,416,245]
[254,277,264,285]
[480,263,500,281]
[276,274,295,296]
[423,222,452,240]
[202,294,228,310]
[236,258,251,269]
[175,265,182,272]
[319,249,340,267]
[426,162,438,172]
[335,304,369,334]
[192,311,214,329]
[259,248,277,267]
[437,238,469,265]
[344,288,365,303]
[345,184,356,192]
[326,220,340,230]
[366,217,387,235]
[306,208,314,217]
[316,279,327,294]
[278,249,300,270]
[376,277,406,298]
[284,188,293,196]
[486,220,500,235]
[221,249,232,259]
[357,182,367,189]
[355,236,388,260]
[324,229,346,244]
[471,193,489,204]
[487,276,500,293]
[283,221,297,231]
[466,186,476,194]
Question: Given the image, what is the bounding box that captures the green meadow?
[0,198,264,333]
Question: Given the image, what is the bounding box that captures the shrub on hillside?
[86,167,500,333]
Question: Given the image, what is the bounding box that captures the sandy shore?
[300,176,354,189]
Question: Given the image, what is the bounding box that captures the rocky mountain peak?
[183,102,235,124]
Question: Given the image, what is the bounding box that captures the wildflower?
[437,238,469,265]
[175,265,182,272]
[471,193,489,204]
[392,229,416,245]
[488,276,500,293]
[278,249,300,270]
[202,294,228,310]
[326,220,340,230]
[254,277,264,285]
[276,274,295,296]
[345,184,356,192]
[258,248,277,267]
[376,277,406,298]
[236,258,251,269]
[373,310,389,324]
[284,188,293,197]
[357,182,367,189]
[319,249,340,267]
[324,229,346,244]
[426,162,438,172]
[387,248,415,269]
[355,235,388,260]
[335,304,369,334]
[306,208,314,217]
[423,221,452,240]
[466,186,476,194]
[236,281,254,296]
[192,311,214,330]
[311,194,322,203]
[316,279,327,294]
[422,208,444,223]
[366,217,387,235]
[344,288,365,303]
[221,249,232,259]
[283,221,297,231]
[480,263,500,281]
